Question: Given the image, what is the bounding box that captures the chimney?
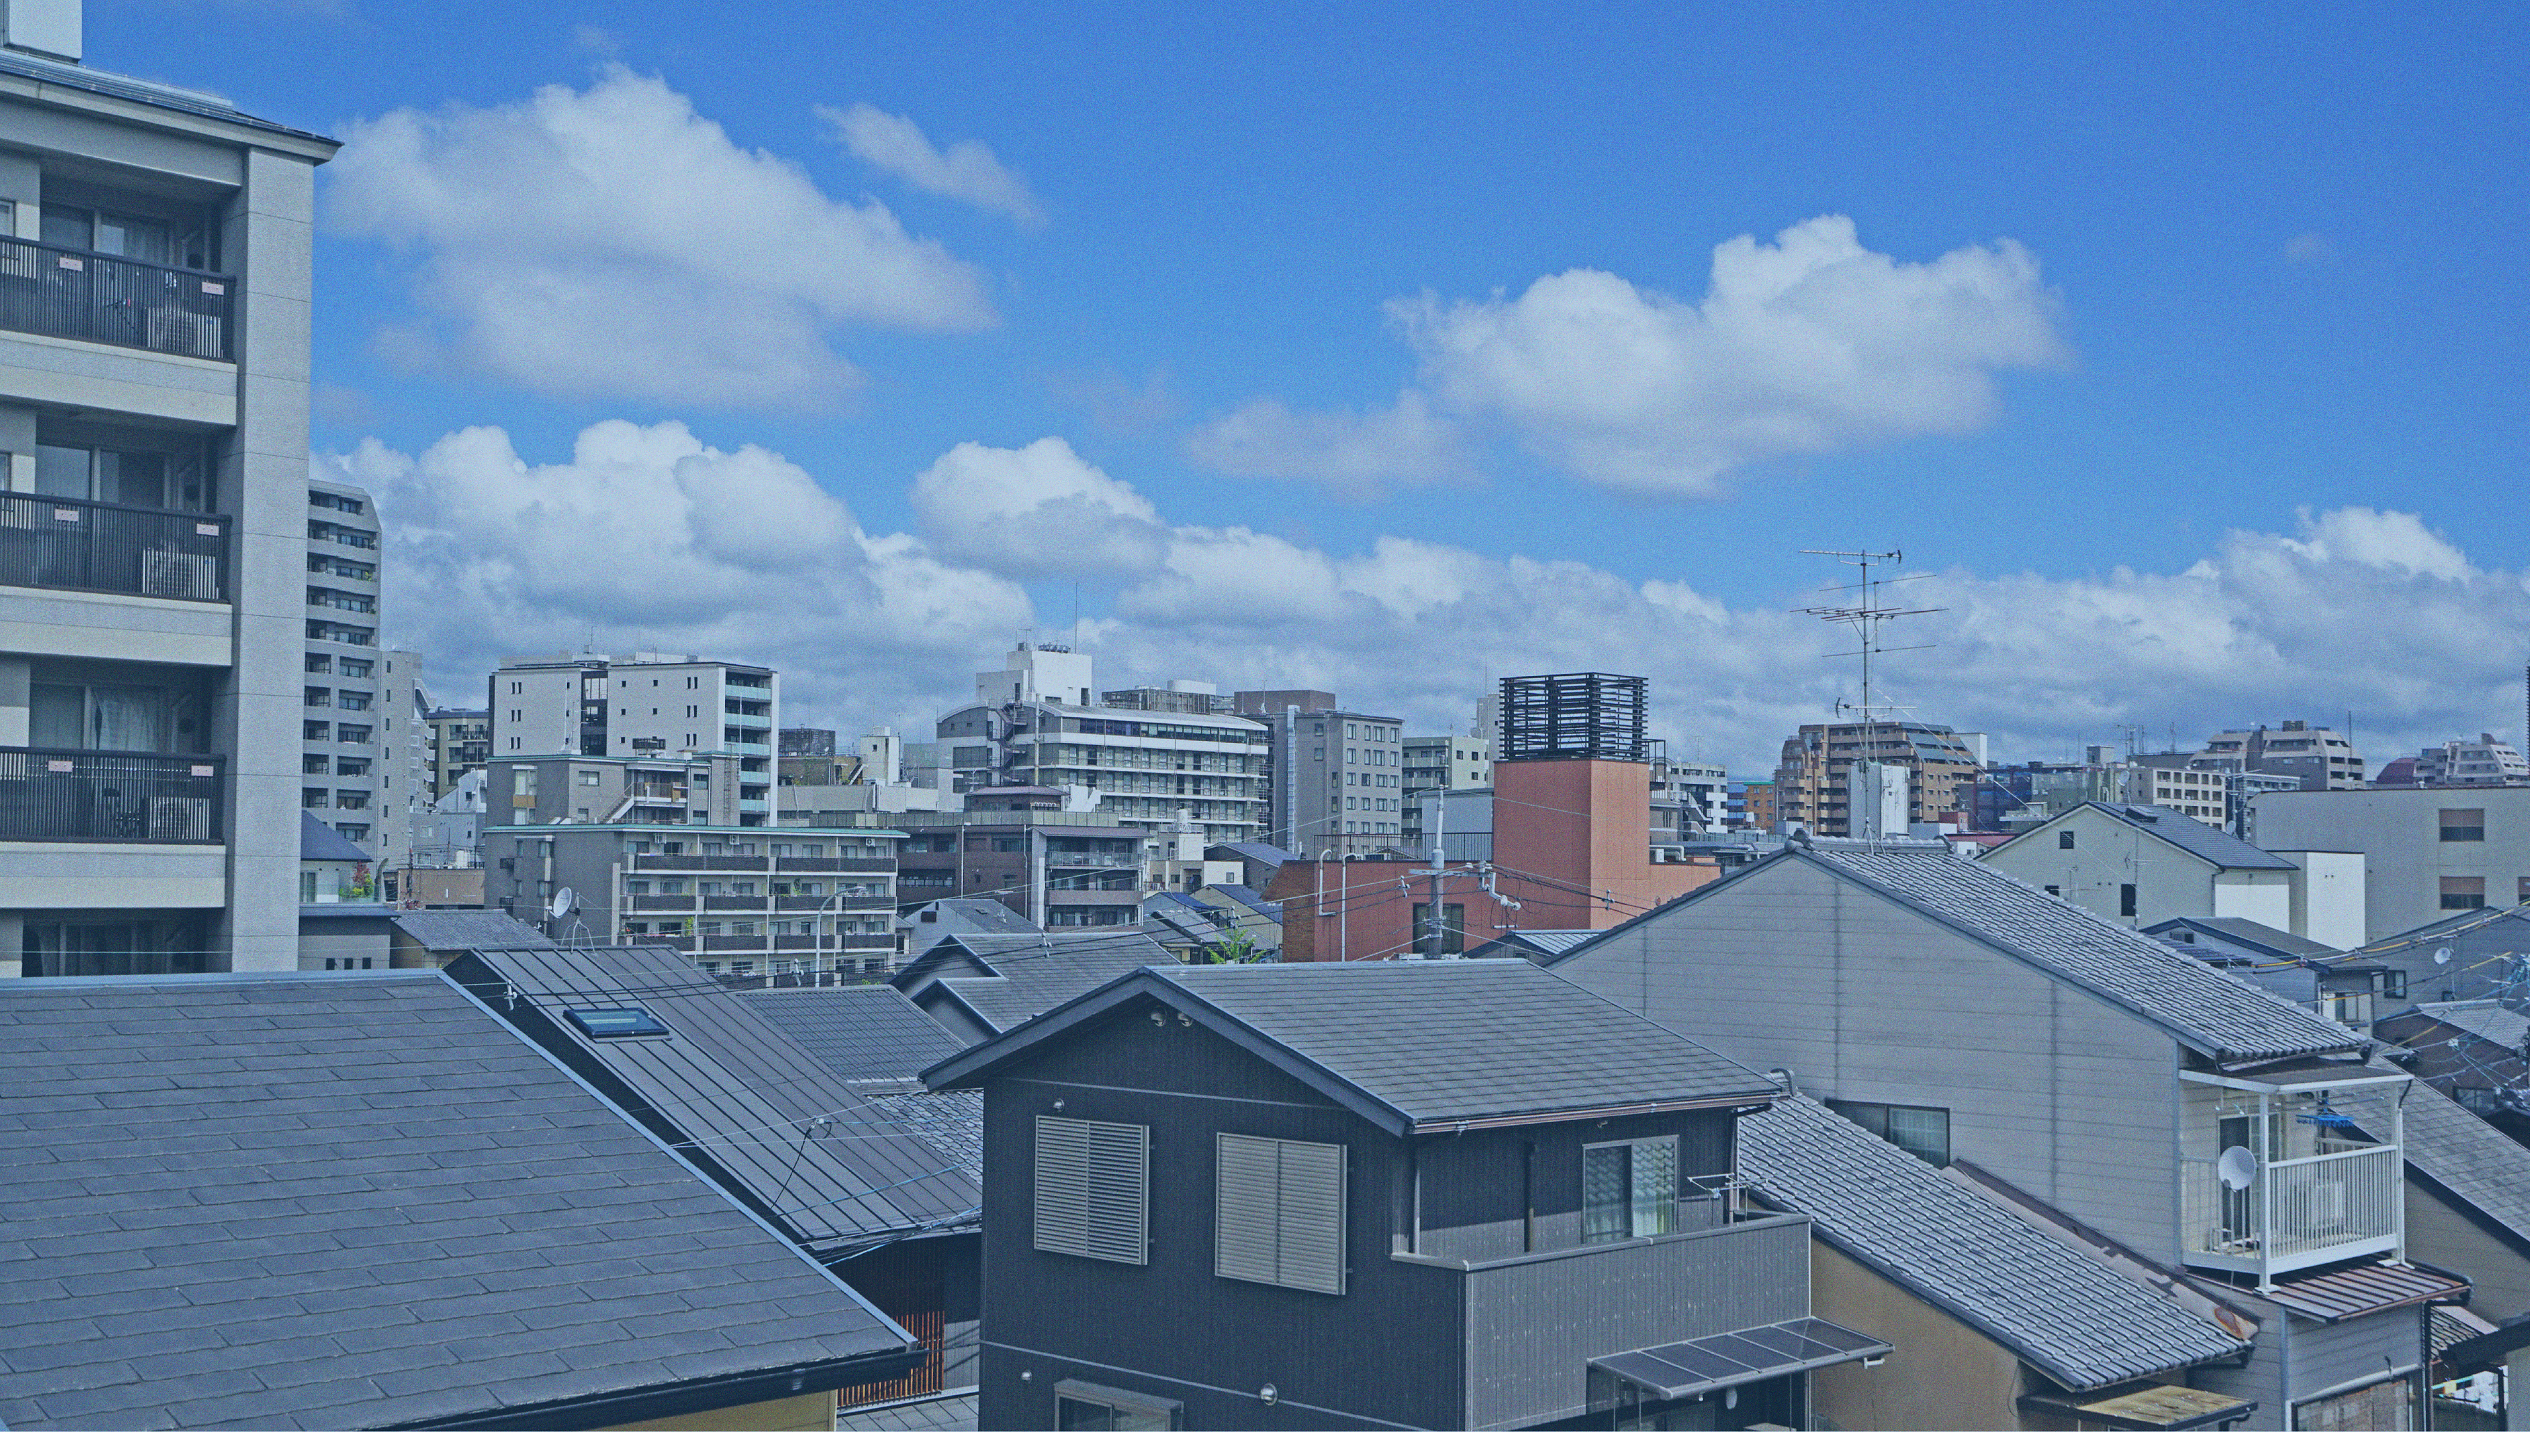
[4,0,81,62]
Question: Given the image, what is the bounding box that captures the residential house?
[2384,1083,2530,1407]
[891,928,1178,1044]
[2376,1000,2530,1127]
[924,959,1890,1431]
[0,970,920,1428]
[383,906,550,968]
[296,809,387,972]
[900,894,1040,961]
[2252,788,2530,941]
[1984,802,2367,948]
[2148,916,2401,1030]
[1547,840,2464,1428]
[0,2,338,975]
[1461,928,1599,963]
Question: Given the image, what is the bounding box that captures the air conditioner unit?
[144,307,221,358]
[148,795,214,842]
[2309,1181,2347,1226]
[140,548,219,600]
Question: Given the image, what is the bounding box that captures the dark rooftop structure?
[892,930,1179,1044]
[1497,671,1648,763]
[0,972,915,1430]
[736,983,970,1082]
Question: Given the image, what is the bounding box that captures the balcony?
[2178,1066,2407,1287]
[627,893,693,912]
[0,492,226,602]
[0,237,232,360]
[723,708,771,728]
[774,856,895,874]
[633,854,769,872]
[0,748,222,843]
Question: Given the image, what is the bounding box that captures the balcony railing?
[2181,1143,2401,1280]
[0,237,232,360]
[0,747,223,843]
[0,492,226,602]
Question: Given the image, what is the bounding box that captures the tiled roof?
[450,945,978,1250]
[2394,1080,2530,1248]
[2072,804,2300,870]
[735,985,969,1081]
[1801,844,2361,1061]
[1736,1095,2249,1391]
[918,932,1178,1034]
[388,908,555,952]
[2414,1000,2530,1052]
[860,1089,984,1190]
[2150,916,2345,961]
[0,973,907,1430]
[900,898,1038,936]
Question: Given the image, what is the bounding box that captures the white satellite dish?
[549,886,576,921]
[2217,1145,2258,1191]
[2435,947,2453,966]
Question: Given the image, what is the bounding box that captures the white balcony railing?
[2181,1142,2401,1282]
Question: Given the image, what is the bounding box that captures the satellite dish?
[2435,947,2453,966]
[549,886,576,921]
[2217,1146,2258,1191]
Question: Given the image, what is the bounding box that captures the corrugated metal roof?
[1737,1095,2251,1391]
[2415,999,2530,1051]
[1800,844,2362,1062]
[2258,1261,2467,1322]
[452,944,978,1249]
[2392,1080,2530,1248]
[0,973,907,1430]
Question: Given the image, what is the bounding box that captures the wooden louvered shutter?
[1034,1116,1148,1264]
[1214,1134,1346,1295]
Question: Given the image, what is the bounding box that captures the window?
[2442,877,2486,911]
[1829,1100,1952,1166]
[1034,1115,1148,1264]
[2059,829,2076,849]
[1582,1136,1677,1244]
[1408,902,1465,954]
[1053,1382,1179,1431]
[1214,1134,1346,1295]
[2381,970,2407,1000]
[2120,883,2138,918]
[2441,809,2486,842]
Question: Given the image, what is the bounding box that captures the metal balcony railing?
[2181,1143,2401,1279]
[0,236,233,360]
[0,492,226,602]
[0,747,223,842]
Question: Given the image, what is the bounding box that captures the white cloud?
[1191,215,2068,498]
[819,103,1045,227]
[326,69,994,410]
[910,437,1167,578]
[1181,390,1466,494]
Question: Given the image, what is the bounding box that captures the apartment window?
[1034,1116,1149,1264]
[1582,1136,1677,1244]
[303,720,330,742]
[1214,1134,1346,1295]
[34,437,209,511]
[1053,1382,1180,1431]
[2120,883,2138,917]
[2058,829,2076,849]
[1829,1100,1952,1166]
[2442,809,2486,842]
[1408,902,1465,954]
[2441,877,2486,911]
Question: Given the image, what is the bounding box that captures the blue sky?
[95,0,2530,769]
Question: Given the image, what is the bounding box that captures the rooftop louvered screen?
[1498,672,1647,762]
[1034,1115,1148,1265]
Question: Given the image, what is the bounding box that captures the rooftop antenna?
[1797,550,1942,843]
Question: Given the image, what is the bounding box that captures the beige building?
[1772,721,1984,837]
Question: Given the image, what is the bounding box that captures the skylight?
[566,1006,671,1039]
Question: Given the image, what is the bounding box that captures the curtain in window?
[1632,1138,1678,1238]
[1583,1144,1631,1244]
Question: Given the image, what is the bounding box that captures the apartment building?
[2388,733,2530,788]
[489,651,776,824]
[0,7,337,975]
[2198,720,2365,791]
[422,703,486,798]
[938,644,1268,843]
[296,475,421,868]
[893,809,1144,928]
[482,751,753,828]
[482,823,903,976]
[2252,787,2530,941]
[1250,698,1406,858]
[1400,732,1489,847]
[1771,721,1984,837]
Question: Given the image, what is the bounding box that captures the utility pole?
[1421,786,1448,959]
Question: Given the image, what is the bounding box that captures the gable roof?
[388,907,556,952]
[2412,999,2530,1051]
[1737,1095,2250,1391]
[896,931,1181,1036]
[899,897,1037,937]
[2001,803,2299,871]
[1465,929,1601,962]
[1557,843,2361,1064]
[734,984,969,1081]
[2148,916,2345,962]
[298,809,369,862]
[448,944,978,1250]
[0,972,910,1430]
[928,959,1778,1134]
[2389,1081,2530,1253]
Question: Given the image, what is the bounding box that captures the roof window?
[566,1006,671,1039]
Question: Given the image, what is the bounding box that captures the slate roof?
[2048,804,2300,871]
[900,898,1037,937]
[298,810,369,862]
[928,959,1779,1133]
[860,1089,985,1190]
[388,908,555,952]
[1210,841,1295,868]
[1467,929,1600,962]
[1778,843,2362,1062]
[910,932,1181,1036]
[1199,884,1281,921]
[2397,1080,2530,1248]
[2413,1000,2530,1051]
[734,985,969,1081]
[2150,916,2345,962]
[449,944,979,1251]
[838,1391,979,1431]
[1736,1095,2249,1391]
[0,972,909,1430]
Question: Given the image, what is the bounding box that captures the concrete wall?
[1552,856,2186,1261]
[2254,788,2530,941]
[1807,1242,2025,1431]
[2278,851,2368,950]
[2211,870,2296,931]
[1984,806,2221,930]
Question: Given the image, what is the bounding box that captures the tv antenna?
[1796,550,1944,839]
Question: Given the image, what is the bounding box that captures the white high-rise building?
[489,653,779,827]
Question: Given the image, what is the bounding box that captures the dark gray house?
[1548,840,2464,1430]
[924,959,1888,1430]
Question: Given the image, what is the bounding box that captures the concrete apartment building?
[2377,733,2530,788]
[297,472,423,871]
[1400,731,1491,847]
[2198,720,2365,791]
[2252,787,2530,941]
[0,7,337,975]
[1242,691,1406,857]
[1772,721,1984,837]
[938,644,1268,843]
[489,651,776,824]
[482,751,755,829]
[483,823,903,975]
[422,702,486,798]
[893,804,1145,928]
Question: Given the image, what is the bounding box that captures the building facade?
[422,703,486,799]
[1771,722,1983,837]
[2198,721,2365,791]
[1400,733,1491,848]
[2252,787,2530,941]
[0,8,338,975]
[489,652,776,824]
[1260,704,1405,857]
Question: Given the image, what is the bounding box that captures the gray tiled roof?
[451,945,978,1250]
[860,1089,985,1190]
[900,898,1038,936]
[2075,804,2300,870]
[2151,916,2345,961]
[921,932,1180,1034]
[735,985,970,1080]
[1156,959,1778,1127]
[0,973,907,1430]
[388,908,555,952]
[2414,1000,2530,1051]
[2399,1080,2530,1247]
[1804,844,2362,1061]
[838,1391,979,1430]
[1737,1095,2248,1391]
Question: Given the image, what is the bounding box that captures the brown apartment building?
[1772,720,1984,837]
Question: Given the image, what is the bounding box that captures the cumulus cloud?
[819,103,1045,227]
[1190,215,2067,497]
[327,70,995,410]
[1182,391,1466,494]
[910,437,1168,578]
